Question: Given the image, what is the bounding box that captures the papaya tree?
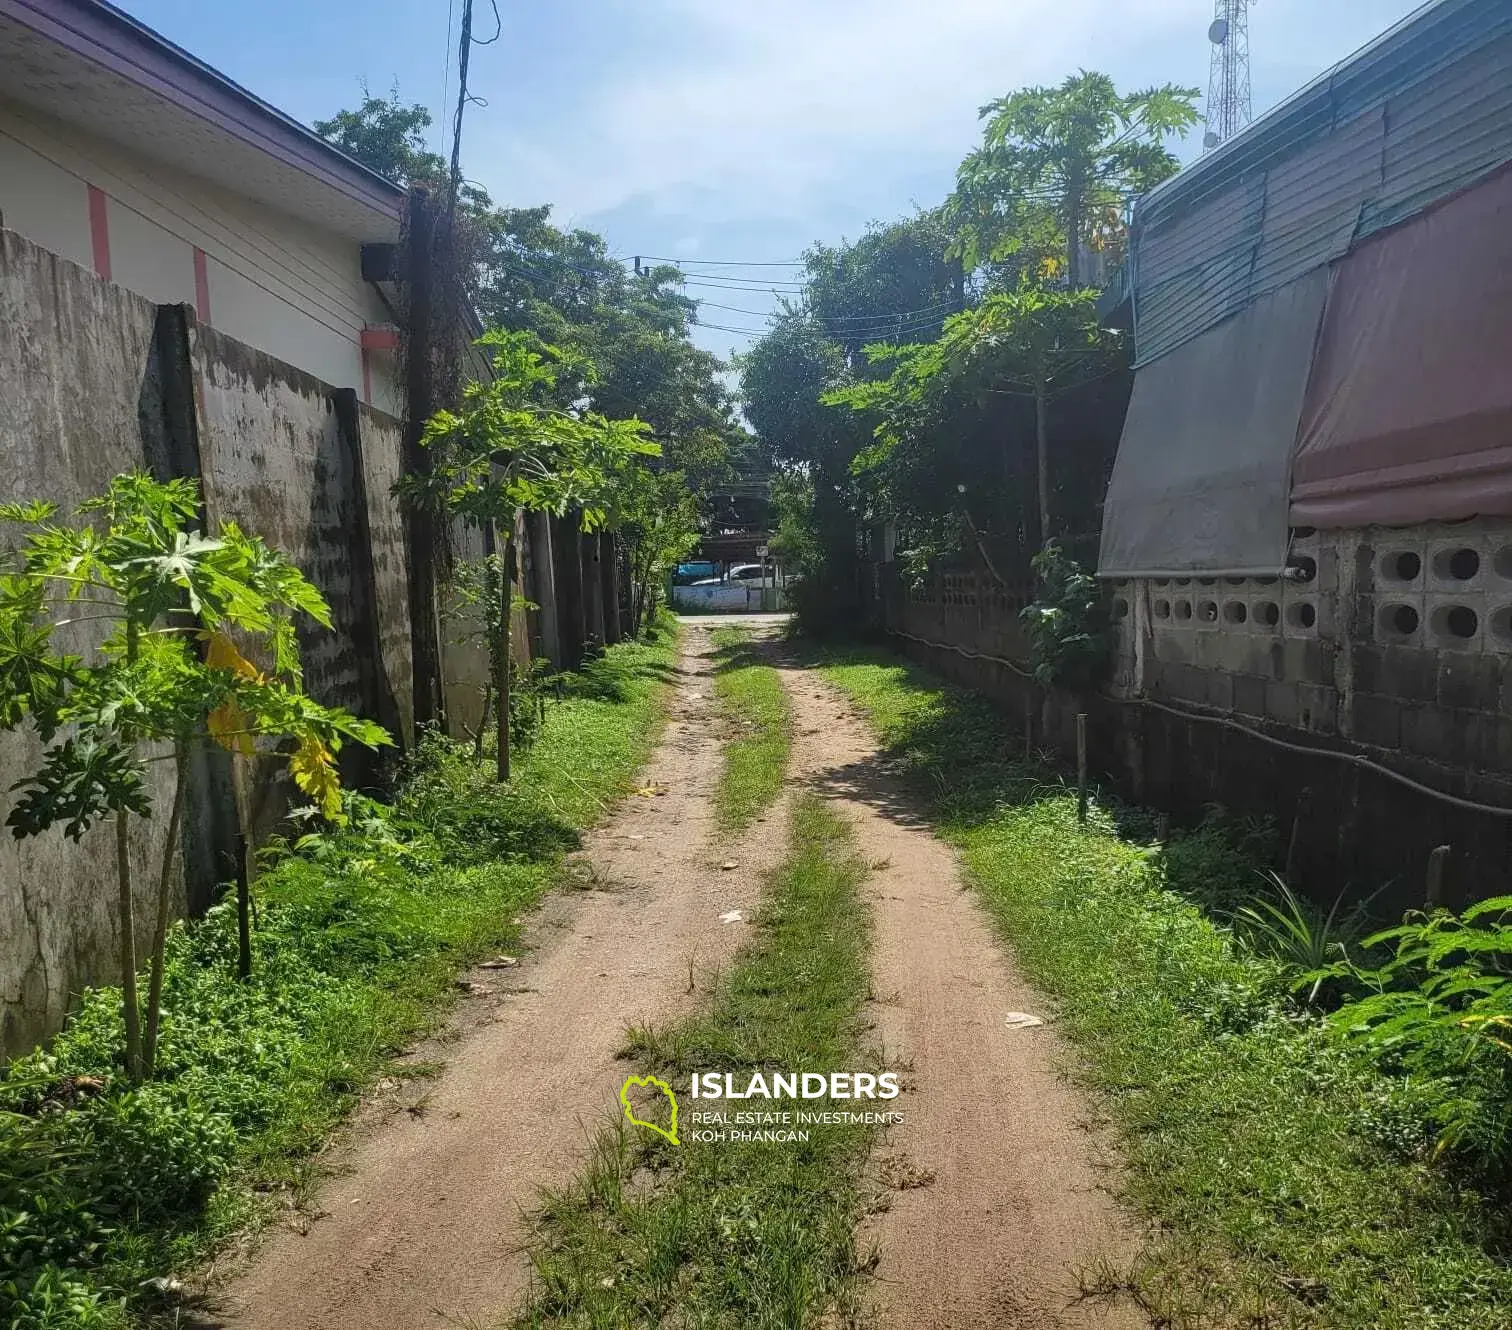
[402,329,657,781]
[0,473,390,1082]
[947,71,1199,284]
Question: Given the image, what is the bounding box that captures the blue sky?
[121,0,1424,359]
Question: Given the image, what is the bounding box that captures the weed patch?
[0,623,677,1329]
[818,648,1512,1330]
[514,795,875,1329]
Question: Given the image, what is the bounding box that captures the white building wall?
[0,128,93,270]
[0,97,401,416]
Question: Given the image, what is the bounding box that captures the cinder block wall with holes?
[1111,520,1512,778]
[874,526,1512,907]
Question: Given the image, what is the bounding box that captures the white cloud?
[472,0,1202,223]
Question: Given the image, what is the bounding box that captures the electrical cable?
[439,0,456,157]
[692,297,961,326]
[473,0,501,44]
[636,255,806,267]
[884,628,1512,819]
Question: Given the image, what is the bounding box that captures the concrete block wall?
[1112,518,1512,785]
[0,229,188,1056]
[0,227,430,1057]
[898,569,1035,662]
[879,520,1512,907]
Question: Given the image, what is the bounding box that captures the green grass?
[816,647,1512,1330]
[709,626,791,834]
[513,795,876,1329]
[0,621,679,1330]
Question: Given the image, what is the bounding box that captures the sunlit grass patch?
[819,648,1512,1330]
[709,625,791,834]
[0,620,679,1329]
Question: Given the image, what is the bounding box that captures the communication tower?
[1204,1,1254,150]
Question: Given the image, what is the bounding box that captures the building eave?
[0,0,405,224]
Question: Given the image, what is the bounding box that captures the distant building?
[0,0,407,415]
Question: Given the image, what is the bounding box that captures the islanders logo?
[619,1074,680,1145]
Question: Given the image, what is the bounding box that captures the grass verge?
[709,626,791,834]
[817,647,1512,1330]
[514,795,875,1329]
[0,621,678,1329]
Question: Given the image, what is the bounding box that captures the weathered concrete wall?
[0,230,185,1054]
[192,324,406,781]
[1,228,417,1056]
[441,522,492,743]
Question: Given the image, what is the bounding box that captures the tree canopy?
[947,71,1200,283]
[740,69,1179,623]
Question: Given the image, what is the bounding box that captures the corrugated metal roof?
[1131,0,1512,367]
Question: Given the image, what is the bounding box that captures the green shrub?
[1334,896,1512,1176]
[0,1266,121,1330]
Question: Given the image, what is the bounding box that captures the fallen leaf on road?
[721,860,739,870]
[456,981,494,997]
[1003,1012,1045,1030]
[720,910,743,924]
[479,956,518,969]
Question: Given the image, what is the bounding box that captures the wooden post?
[1157,811,1170,844]
[1034,372,1050,549]
[1426,844,1451,909]
[1023,694,1034,763]
[581,528,605,652]
[1076,712,1089,824]
[553,510,585,670]
[400,187,444,728]
[529,510,562,668]
[495,528,516,782]
[599,531,621,645]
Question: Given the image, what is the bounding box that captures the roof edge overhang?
[0,0,405,223]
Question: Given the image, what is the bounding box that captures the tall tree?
[314,91,447,189]
[947,72,1199,286]
[803,211,964,362]
[828,283,1121,559]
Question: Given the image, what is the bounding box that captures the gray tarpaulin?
[1291,165,1512,528]
[1098,268,1330,577]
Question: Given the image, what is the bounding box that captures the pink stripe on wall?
[193,246,211,323]
[86,184,111,280]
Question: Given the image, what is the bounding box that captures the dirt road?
[212,625,1142,1329]
[783,669,1142,1329]
[209,624,785,1329]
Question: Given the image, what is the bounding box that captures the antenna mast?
[1204,0,1254,151]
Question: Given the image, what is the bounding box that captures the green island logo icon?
[619,1074,680,1145]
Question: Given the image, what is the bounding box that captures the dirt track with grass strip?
[213,625,1144,1329]
[211,624,788,1329]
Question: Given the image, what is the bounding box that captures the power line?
[438,0,456,156]
[678,274,810,290]
[636,255,806,267]
[693,297,961,327]
[695,308,961,343]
